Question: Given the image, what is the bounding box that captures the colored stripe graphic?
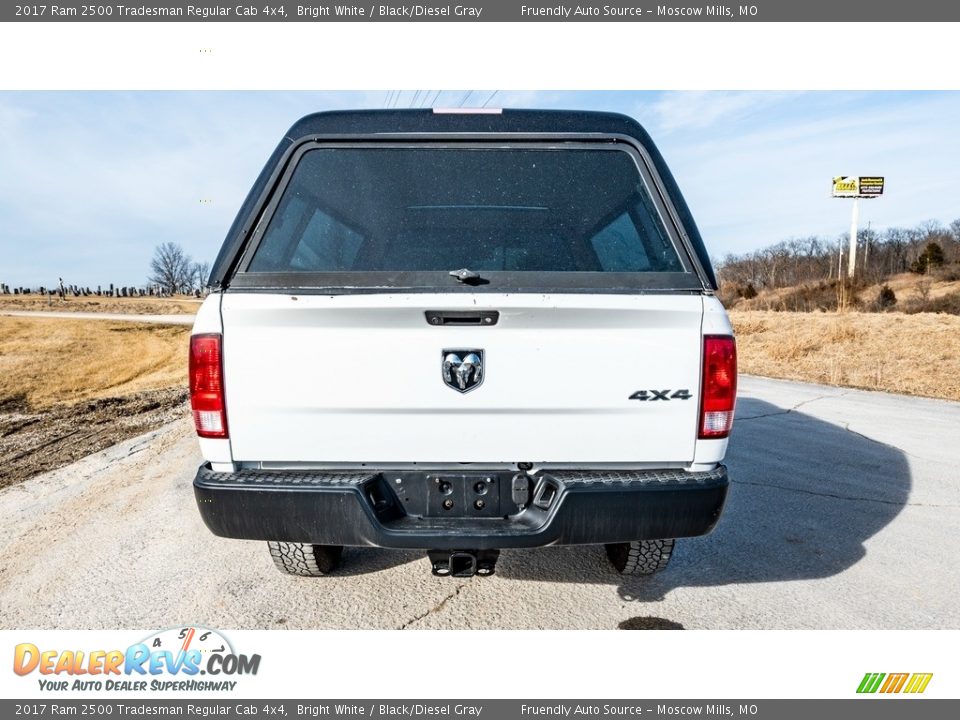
[904,673,933,694]
[857,673,885,693]
[857,672,932,694]
[880,673,909,693]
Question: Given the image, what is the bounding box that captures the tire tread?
[268,542,342,576]
[605,539,675,575]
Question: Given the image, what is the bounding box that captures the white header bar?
[0,23,957,90]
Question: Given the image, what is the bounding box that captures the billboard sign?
[832,176,884,198]
[858,176,885,196]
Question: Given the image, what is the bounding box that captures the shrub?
[932,263,960,282]
[775,279,865,312]
[716,283,741,309]
[877,285,897,310]
[902,290,960,315]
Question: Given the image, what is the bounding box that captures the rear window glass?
[246,147,684,274]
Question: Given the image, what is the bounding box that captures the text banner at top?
[5,1,960,22]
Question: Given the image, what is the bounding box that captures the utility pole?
[837,241,845,311]
[847,197,859,279]
[863,221,871,276]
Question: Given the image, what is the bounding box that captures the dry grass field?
[0,317,191,486]
[0,317,189,408]
[731,310,960,401]
[0,294,202,315]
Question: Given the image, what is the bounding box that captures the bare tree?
[190,260,211,293]
[149,242,192,295]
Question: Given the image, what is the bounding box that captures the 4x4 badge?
[629,389,692,401]
[442,350,484,393]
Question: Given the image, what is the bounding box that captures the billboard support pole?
[847,197,860,279]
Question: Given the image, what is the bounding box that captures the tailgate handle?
[425,311,499,326]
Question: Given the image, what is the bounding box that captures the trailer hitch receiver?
[428,549,500,577]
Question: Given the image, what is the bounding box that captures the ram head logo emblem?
[442,350,484,393]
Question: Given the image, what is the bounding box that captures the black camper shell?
[208,108,718,293]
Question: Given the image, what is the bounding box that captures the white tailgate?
[221,293,703,465]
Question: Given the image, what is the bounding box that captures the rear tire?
[268,542,343,576]
[605,539,675,575]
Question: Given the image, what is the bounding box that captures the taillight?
[699,335,737,439]
[189,333,227,439]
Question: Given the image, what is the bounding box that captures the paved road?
[0,376,957,629]
[0,310,195,325]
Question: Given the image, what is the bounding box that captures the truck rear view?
[190,109,736,578]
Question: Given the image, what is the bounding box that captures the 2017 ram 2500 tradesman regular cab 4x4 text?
[190,108,736,578]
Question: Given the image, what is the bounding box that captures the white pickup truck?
[190,108,736,578]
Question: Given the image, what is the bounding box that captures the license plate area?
[426,473,501,517]
[386,473,510,518]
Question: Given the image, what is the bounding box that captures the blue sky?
[1,90,958,288]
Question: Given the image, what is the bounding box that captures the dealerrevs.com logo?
[13,627,261,692]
